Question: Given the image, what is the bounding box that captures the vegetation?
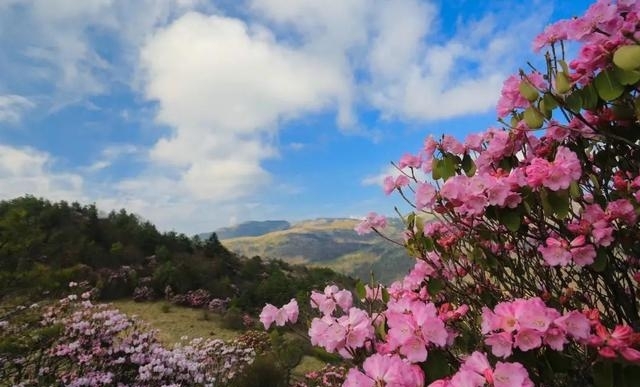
[0,196,353,313]
[221,217,415,283]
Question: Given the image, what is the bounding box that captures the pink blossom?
[442,135,466,154]
[538,237,572,266]
[606,199,637,225]
[259,304,279,329]
[485,332,513,358]
[496,75,530,117]
[355,212,388,235]
[282,298,299,324]
[493,362,534,387]
[399,153,422,169]
[514,329,543,351]
[416,183,437,211]
[554,311,591,340]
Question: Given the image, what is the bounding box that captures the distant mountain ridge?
[211,217,415,284]
[199,220,291,240]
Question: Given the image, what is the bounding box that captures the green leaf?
[543,92,558,111]
[519,80,539,101]
[498,208,521,232]
[613,45,640,71]
[424,350,451,382]
[555,71,572,94]
[569,181,581,199]
[543,189,570,219]
[582,83,599,110]
[355,281,366,300]
[470,246,484,262]
[593,362,614,387]
[427,278,445,296]
[612,65,640,86]
[441,154,457,181]
[559,60,570,75]
[523,107,544,128]
[381,287,390,303]
[432,159,443,180]
[565,91,583,112]
[462,153,476,177]
[592,249,608,272]
[595,69,625,101]
[423,236,434,252]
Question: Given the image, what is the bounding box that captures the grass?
[111,300,328,376]
[111,300,240,344]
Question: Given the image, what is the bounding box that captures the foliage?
[262,2,640,386]
[0,196,351,312]
[0,288,256,386]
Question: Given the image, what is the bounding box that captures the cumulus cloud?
[139,12,350,199]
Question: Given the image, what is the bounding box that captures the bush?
[230,354,287,387]
[221,307,245,330]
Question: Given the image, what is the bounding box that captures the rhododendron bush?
[0,286,256,386]
[263,1,640,386]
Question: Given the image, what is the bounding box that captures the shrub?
[261,2,640,386]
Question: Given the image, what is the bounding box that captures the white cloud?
[139,12,351,200]
[0,95,35,123]
[0,144,84,201]
[0,0,207,107]
[365,2,552,121]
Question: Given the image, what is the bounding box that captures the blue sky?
[0,0,592,234]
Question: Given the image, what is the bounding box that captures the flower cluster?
[259,298,299,329]
[1,291,256,387]
[278,1,640,386]
[294,364,348,387]
[481,298,592,356]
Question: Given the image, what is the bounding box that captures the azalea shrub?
[0,286,256,387]
[262,1,640,386]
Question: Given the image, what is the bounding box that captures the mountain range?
[202,218,415,284]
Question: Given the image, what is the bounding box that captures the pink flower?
[497,75,530,117]
[493,362,534,387]
[399,153,422,169]
[606,199,637,225]
[350,354,424,387]
[282,298,299,324]
[343,368,374,387]
[416,183,437,211]
[554,311,591,340]
[259,304,279,329]
[383,175,411,195]
[355,212,388,235]
[514,329,543,351]
[442,135,465,154]
[538,237,572,266]
[485,332,513,358]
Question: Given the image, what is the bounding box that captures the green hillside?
[0,196,352,311]
[220,218,415,284]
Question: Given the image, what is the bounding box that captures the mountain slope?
[199,220,291,240]
[220,218,415,284]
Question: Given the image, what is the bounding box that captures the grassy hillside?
[221,218,416,284]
